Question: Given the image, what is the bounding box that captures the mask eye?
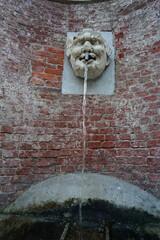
[90,40,95,45]
[90,37,98,45]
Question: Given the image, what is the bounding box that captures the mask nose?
[83,41,92,52]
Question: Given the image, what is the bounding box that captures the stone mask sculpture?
[66,29,112,80]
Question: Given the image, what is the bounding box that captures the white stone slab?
[4,173,160,218]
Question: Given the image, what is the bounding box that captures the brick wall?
[0,0,159,210]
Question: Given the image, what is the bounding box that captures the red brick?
[135,3,147,10]
[105,134,118,141]
[90,115,102,121]
[15,127,28,134]
[101,149,117,156]
[149,148,160,156]
[115,32,124,39]
[38,150,60,158]
[89,134,104,141]
[32,66,44,72]
[147,157,159,165]
[143,95,158,102]
[44,68,62,75]
[58,65,63,71]
[33,167,55,174]
[102,141,115,148]
[1,125,13,134]
[2,142,16,150]
[54,122,67,128]
[35,56,46,62]
[87,128,100,134]
[133,149,149,156]
[131,173,147,181]
[57,54,64,59]
[16,168,31,175]
[117,149,133,156]
[0,177,10,185]
[10,175,27,184]
[39,94,57,100]
[131,141,146,148]
[140,117,151,124]
[45,81,61,88]
[140,165,156,173]
[149,46,160,53]
[151,132,160,139]
[60,166,75,173]
[21,159,34,167]
[118,53,124,58]
[88,142,102,149]
[119,133,131,140]
[61,149,81,157]
[4,160,19,167]
[147,140,160,147]
[99,128,112,134]
[148,124,159,132]
[32,72,59,81]
[145,109,158,116]
[31,61,51,68]
[32,45,42,50]
[32,78,45,85]
[1,168,16,176]
[19,150,39,158]
[88,164,104,172]
[115,141,131,148]
[135,133,149,140]
[44,46,64,54]
[33,50,57,58]
[127,157,145,165]
[148,174,160,182]
[47,57,63,65]
[37,158,55,167]
[32,142,47,150]
[154,116,160,123]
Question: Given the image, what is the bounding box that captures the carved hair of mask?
[66,29,112,80]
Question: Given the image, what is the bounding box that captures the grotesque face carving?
[66,29,112,80]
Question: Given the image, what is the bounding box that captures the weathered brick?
[32,72,59,81]
[44,68,62,75]
[147,140,160,147]
[1,142,16,150]
[115,141,131,148]
[102,141,115,148]
[1,125,13,134]
[44,46,64,54]
[47,57,63,65]
[45,81,61,88]
[148,174,160,182]
[89,134,104,141]
[32,78,45,85]
[33,50,57,58]
[88,141,102,149]
[32,66,44,72]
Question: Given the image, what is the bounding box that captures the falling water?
[79,63,88,239]
[82,63,88,179]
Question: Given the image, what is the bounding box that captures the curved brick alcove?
[0,0,160,212]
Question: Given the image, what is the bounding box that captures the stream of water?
[79,63,88,240]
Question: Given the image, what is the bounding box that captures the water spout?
[85,52,89,61]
